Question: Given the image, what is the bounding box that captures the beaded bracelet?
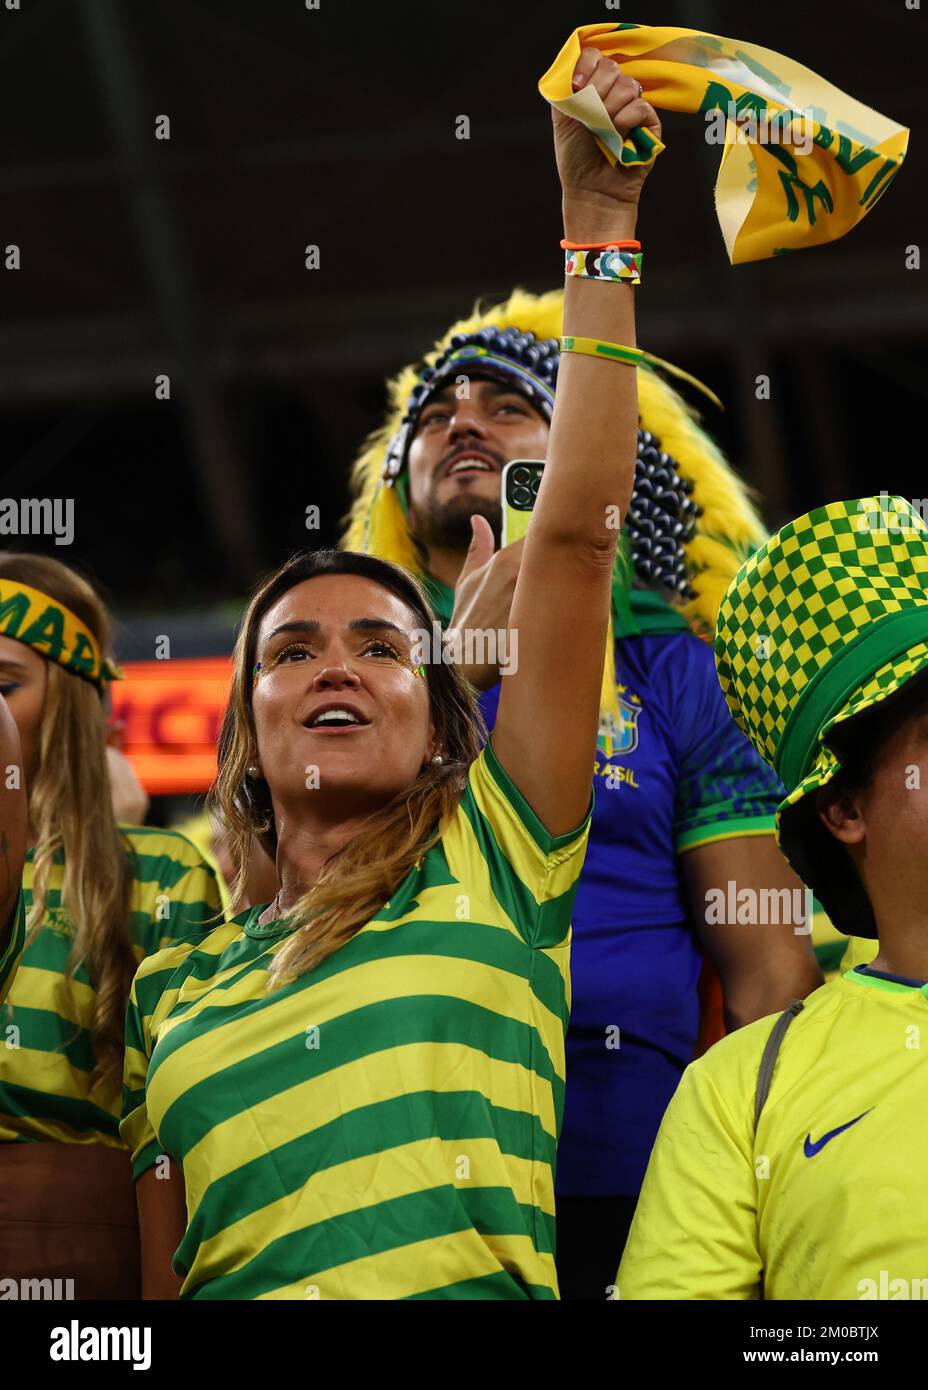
[565,247,643,284]
[560,337,642,366]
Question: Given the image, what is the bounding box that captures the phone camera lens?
[513,485,533,508]
[512,466,531,486]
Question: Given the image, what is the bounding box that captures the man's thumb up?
[456,514,497,588]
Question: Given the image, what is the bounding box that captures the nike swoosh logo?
[803,1108,873,1158]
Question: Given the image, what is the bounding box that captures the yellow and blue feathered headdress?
[342,288,766,741]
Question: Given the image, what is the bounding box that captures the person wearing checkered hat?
[344,299,822,1295]
[617,495,928,1299]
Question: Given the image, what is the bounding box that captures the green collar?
[845,966,928,998]
[420,573,456,626]
[628,587,692,636]
[241,902,291,940]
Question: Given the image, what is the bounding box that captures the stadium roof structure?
[2,0,926,604]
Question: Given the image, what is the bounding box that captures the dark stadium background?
[2,0,926,821]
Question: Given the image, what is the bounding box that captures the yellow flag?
[539,22,908,264]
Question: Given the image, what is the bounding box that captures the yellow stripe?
[123,826,216,861]
[152,951,565,1101]
[190,1137,553,1289]
[121,1104,157,1164]
[676,824,778,853]
[178,1043,557,1192]
[468,762,548,898]
[0,1044,100,1106]
[122,1037,159,1161]
[134,979,190,1043]
[24,827,221,897]
[0,1114,125,1147]
[441,815,519,939]
[140,921,240,987]
[259,1231,556,1300]
[132,926,241,1032]
[542,940,571,1014]
[123,1042,150,1090]
[383,880,523,938]
[4,963,95,1023]
[469,755,586,898]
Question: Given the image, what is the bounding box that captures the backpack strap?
[754,999,805,1129]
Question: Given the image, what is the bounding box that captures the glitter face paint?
[251,643,426,688]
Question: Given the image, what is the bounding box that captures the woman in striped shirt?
[0,553,222,1299]
[123,50,659,1299]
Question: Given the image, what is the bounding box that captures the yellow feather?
[363,485,421,576]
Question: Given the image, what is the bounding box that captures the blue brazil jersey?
[478,626,785,1196]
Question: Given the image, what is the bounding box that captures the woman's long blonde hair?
[210,549,485,985]
[0,554,135,1094]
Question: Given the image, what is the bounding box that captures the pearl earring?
[246,766,261,780]
[432,755,443,765]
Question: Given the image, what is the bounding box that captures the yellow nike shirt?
[121,741,592,1300]
[618,966,928,1300]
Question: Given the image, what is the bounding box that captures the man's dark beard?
[412,490,503,552]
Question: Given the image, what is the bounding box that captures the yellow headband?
[0,580,123,694]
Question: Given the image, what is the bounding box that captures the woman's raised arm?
[492,48,661,836]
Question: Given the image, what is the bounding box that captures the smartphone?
[501,460,545,547]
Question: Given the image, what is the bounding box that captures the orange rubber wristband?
[560,238,641,251]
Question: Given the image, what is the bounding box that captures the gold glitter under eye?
[366,643,426,679]
[279,642,311,661]
[253,638,422,683]
[363,639,402,659]
[254,643,313,683]
[361,635,427,668]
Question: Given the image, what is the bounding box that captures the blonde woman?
[122,51,659,1299]
[0,553,222,1299]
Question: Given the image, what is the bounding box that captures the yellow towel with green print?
[539,22,908,264]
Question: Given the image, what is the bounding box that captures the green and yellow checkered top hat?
[715,495,928,937]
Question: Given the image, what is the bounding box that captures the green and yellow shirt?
[0,827,222,1148]
[618,966,928,1300]
[121,742,592,1300]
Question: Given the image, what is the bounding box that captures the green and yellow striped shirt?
[121,742,592,1300]
[0,827,222,1148]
